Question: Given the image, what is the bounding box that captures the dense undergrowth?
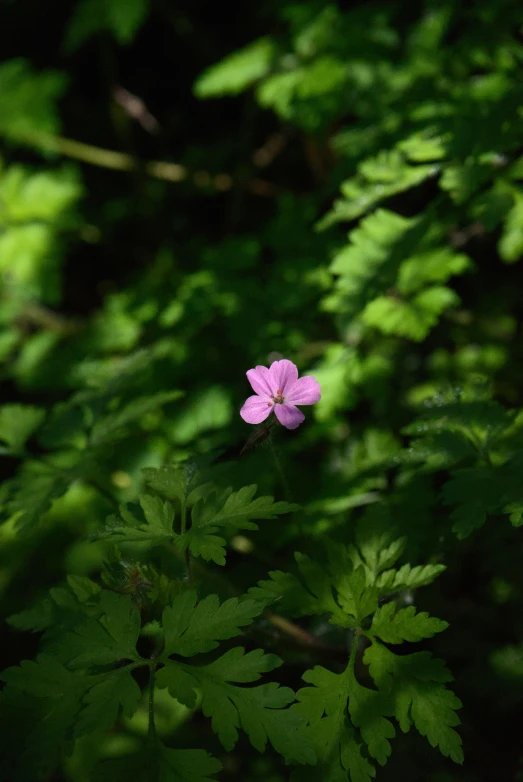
[1,1,523,780]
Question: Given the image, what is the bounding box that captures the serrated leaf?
[200,646,282,682]
[66,575,101,603]
[195,38,276,98]
[75,668,141,736]
[161,591,263,658]
[0,404,45,455]
[370,603,448,644]
[362,286,459,341]
[248,569,307,613]
[90,391,182,445]
[59,591,141,667]
[376,563,446,594]
[0,656,89,780]
[364,643,462,763]
[181,485,299,565]
[347,668,395,766]
[142,463,198,504]
[294,665,376,782]
[2,459,72,530]
[499,192,523,262]
[158,650,314,764]
[441,467,501,537]
[7,595,55,632]
[337,566,379,624]
[0,654,87,698]
[92,743,222,782]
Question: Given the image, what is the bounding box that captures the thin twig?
[21,132,279,196]
[148,664,157,743]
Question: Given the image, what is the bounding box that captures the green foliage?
[275,524,462,779]
[364,645,463,763]
[92,745,222,782]
[0,163,82,302]
[3,0,523,779]
[194,38,276,98]
[64,0,150,51]
[102,464,298,564]
[160,591,263,657]
[0,59,66,141]
[0,404,45,455]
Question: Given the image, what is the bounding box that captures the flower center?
[272,389,285,405]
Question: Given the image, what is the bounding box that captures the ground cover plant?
[1,0,523,780]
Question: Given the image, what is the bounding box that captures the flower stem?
[180,499,192,584]
[268,437,293,503]
[268,437,305,540]
[148,664,157,743]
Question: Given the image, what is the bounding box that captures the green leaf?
[397,248,471,296]
[441,467,502,537]
[321,150,437,227]
[101,494,175,545]
[250,546,381,627]
[160,746,223,782]
[92,744,222,782]
[195,38,276,98]
[59,591,141,668]
[347,667,395,766]
[158,650,314,764]
[370,603,448,644]
[0,59,66,142]
[0,404,45,455]
[247,569,308,614]
[361,286,459,341]
[161,591,263,658]
[336,566,379,625]
[0,655,89,780]
[75,668,141,736]
[142,463,203,505]
[364,643,462,763]
[0,653,87,698]
[2,459,75,530]
[499,191,523,262]
[346,508,405,581]
[294,666,376,782]
[181,485,299,565]
[90,391,182,445]
[0,163,81,302]
[326,209,416,318]
[64,0,149,51]
[376,563,446,594]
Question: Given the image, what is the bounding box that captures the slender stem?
[88,479,119,509]
[180,500,192,584]
[268,438,293,503]
[148,664,157,743]
[348,629,360,671]
[21,131,277,196]
[268,437,305,540]
[180,499,187,536]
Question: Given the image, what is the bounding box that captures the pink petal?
[274,403,305,430]
[268,360,298,395]
[246,365,274,396]
[240,395,274,425]
[285,375,321,406]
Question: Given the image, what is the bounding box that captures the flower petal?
[285,375,321,406]
[240,395,274,425]
[246,365,274,396]
[274,403,305,430]
[269,360,298,395]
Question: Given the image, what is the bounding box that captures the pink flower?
[240,359,321,430]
